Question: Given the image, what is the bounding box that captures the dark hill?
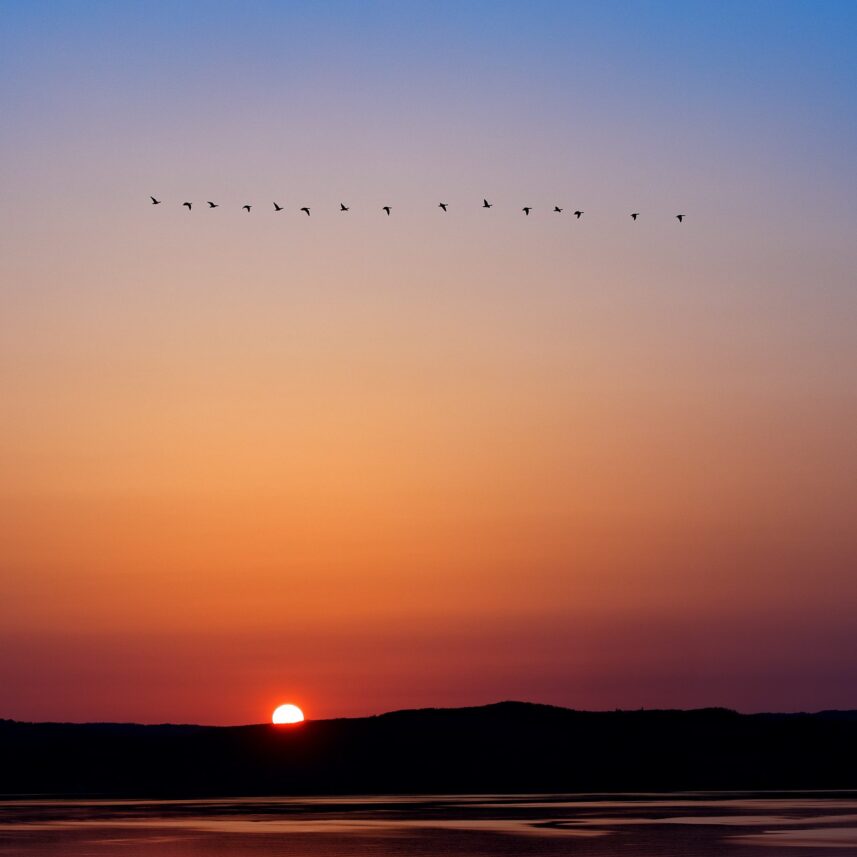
[2,701,857,797]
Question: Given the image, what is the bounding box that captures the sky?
[1,1,856,725]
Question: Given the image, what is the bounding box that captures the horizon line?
[4,699,855,729]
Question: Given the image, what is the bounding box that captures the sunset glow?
[1,2,856,727]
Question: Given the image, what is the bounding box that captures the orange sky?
[2,2,857,723]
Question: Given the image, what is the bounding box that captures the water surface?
[3,793,857,856]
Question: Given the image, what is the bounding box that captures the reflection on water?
[3,793,857,855]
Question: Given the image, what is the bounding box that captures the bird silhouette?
[631,212,639,220]
[522,207,532,215]
[273,202,283,211]
[382,206,391,215]
[482,198,492,208]
[300,207,311,216]
[340,203,349,211]
[242,205,252,212]
[150,196,161,205]
[676,214,685,222]
[207,201,218,208]
[573,210,583,219]
[439,203,448,211]
[553,206,562,213]
[182,202,192,210]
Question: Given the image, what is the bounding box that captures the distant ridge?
[3,701,857,797]
[10,698,856,728]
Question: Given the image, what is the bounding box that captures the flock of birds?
[149,197,686,221]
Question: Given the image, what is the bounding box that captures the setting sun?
[272,704,305,725]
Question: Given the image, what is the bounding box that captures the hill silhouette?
[3,701,857,797]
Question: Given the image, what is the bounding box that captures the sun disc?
[272,703,305,724]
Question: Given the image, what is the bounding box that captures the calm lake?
[2,793,857,856]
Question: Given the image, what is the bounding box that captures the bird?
[300,207,311,216]
[522,207,532,215]
[553,206,562,213]
[182,202,192,210]
[273,202,283,211]
[242,205,251,212]
[439,203,448,211]
[631,212,639,220]
[382,206,391,215]
[340,203,349,211]
[676,214,685,222]
[150,196,161,205]
[207,201,218,208]
[482,198,492,208]
[573,210,583,219]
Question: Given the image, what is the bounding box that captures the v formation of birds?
[150,197,686,221]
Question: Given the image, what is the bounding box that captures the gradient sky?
[2,1,856,724]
